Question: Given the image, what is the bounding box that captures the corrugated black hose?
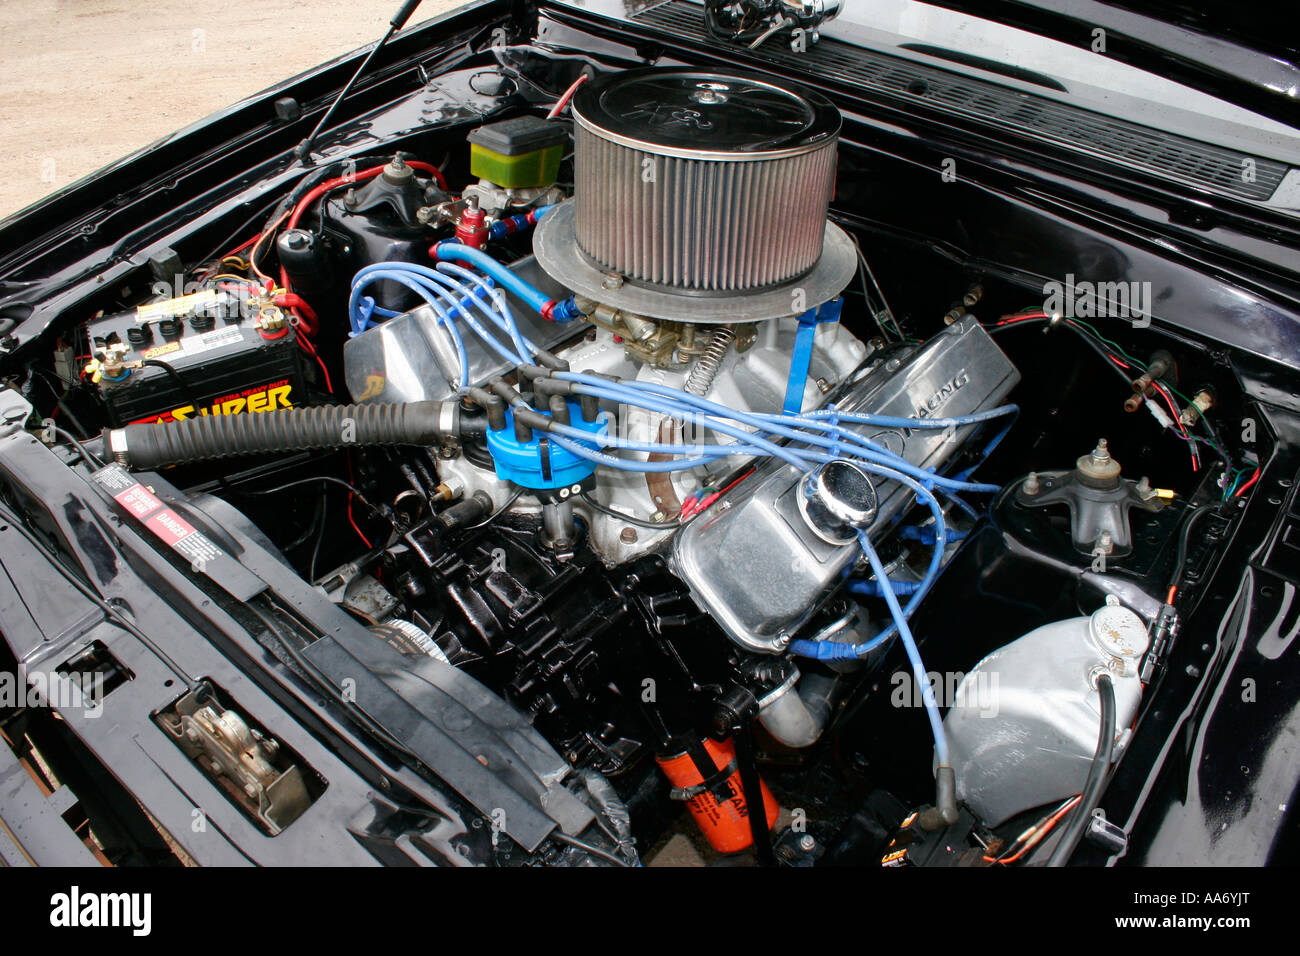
[105,400,459,470]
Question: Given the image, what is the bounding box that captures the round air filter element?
[570,68,841,295]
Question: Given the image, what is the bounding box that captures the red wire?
[344,454,372,550]
[993,310,1048,327]
[273,292,318,336]
[1234,466,1261,498]
[717,467,756,496]
[347,509,373,550]
[985,795,1082,865]
[547,74,589,119]
[268,159,448,378]
[1151,381,1198,472]
[250,208,292,285]
[1152,382,1183,430]
[288,168,381,229]
[219,233,260,260]
[681,467,756,518]
[407,159,447,192]
[286,160,446,230]
[294,331,333,393]
[997,310,1200,474]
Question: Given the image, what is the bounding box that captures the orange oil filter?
[656,736,779,853]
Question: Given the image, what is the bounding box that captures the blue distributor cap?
[485,400,607,490]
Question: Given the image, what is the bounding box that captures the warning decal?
[88,464,267,602]
[92,465,222,568]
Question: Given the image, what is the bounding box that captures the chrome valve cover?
[671,316,1019,654]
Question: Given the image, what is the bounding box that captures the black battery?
[88,289,308,426]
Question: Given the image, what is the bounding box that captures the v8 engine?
[34,57,1245,868]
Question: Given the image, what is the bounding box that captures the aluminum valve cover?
[671,317,1019,654]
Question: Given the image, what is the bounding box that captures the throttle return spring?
[683,327,736,397]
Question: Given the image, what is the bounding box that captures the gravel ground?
[0,0,465,220]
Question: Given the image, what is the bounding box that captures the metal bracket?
[1085,808,1129,854]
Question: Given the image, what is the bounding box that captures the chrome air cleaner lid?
[570,68,840,159]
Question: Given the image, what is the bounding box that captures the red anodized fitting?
[455,200,488,249]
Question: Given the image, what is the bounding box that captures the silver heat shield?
[671,317,1020,655]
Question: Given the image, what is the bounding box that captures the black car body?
[0,0,1296,868]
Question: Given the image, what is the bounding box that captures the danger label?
[89,463,267,602]
[144,508,197,547]
[92,464,225,568]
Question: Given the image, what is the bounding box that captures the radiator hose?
[105,401,459,470]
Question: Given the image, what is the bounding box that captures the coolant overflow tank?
[943,597,1149,826]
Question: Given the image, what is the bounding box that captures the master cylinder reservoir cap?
[1089,595,1150,677]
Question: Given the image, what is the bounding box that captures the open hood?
[916,0,1300,130]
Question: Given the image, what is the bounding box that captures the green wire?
[1060,317,1225,461]
[1066,318,1199,405]
[1068,319,1145,367]
[1222,465,1253,500]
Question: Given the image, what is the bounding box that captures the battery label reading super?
[130,379,294,424]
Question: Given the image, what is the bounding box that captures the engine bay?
[0,35,1270,868]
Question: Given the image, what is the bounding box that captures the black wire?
[1198,406,1225,452]
[193,196,284,270]
[137,359,241,495]
[579,491,682,530]
[309,495,329,583]
[1046,673,1116,866]
[732,721,776,866]
[1064,322,1145,388]
[50,424,103,469]
[844,231,901,340]
[28,366,93,438]
[1168,503,1216,592]
[994,315,1226,463]
[236,475,389,524]
[989,315,1134,388]
[140,359,206,414]
[462,486,525,531]
[282,495,326,554]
